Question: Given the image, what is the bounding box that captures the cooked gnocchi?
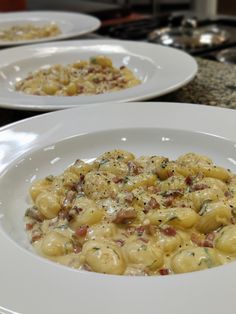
[15,56,141,96]
[0,23,61,42]
[25,150,236,276]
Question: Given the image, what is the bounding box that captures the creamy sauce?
[0,23,60,42]
[25,150,236,276]
[15,56,141,96]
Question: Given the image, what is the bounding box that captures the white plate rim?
[0,101,236,314]
[0,11,101,46]
[0,39,198,111]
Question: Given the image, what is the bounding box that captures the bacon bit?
[224,190,232,198]
[26,223,34,231]
[74,159,83,166]
[161,226,177,237]
[77,85,85,93]
[31,234,42,243]
[143,197,160,214]
[113,176,123,184]
[71,176,84,192]
[191,232,204,246]
[112,208,137,224]
[58,210,70,220]
[114,239,125,247]
[127,161,143,175]
[205,232,215,242]
[162,189,183,197]
[87,68,95,74]
[25,206,44,222]
[143,207,150,214]
[138,237,149,243]
[73,246,82,254]
[113,74,121,80]
[185,176,193,186]
[80,174,85,182]
[167,171,174,178]
[26,75,34,80]
[62,190,76,210]
[120,65,126,70]
[124,192,134,203]
[202,240,213,248]
[75,207,84,214]
[147,186,161,194]
[145,224,157,236]
[93,77,101,84]
[191,232,215,248]
[136,226,145,236]
[75,225,88,237]
[124,226,136,236]
[148,197,160,209]
[201,232,215,248]
[191,184,209,191]
[159,268,170,276]
[163,196,174,207]
[71,182,83,192]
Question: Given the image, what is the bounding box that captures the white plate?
[0,11,101,47]
[0,101,236,314]
[0,40,197,111]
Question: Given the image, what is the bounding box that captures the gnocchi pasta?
[25,150,236,276]
[0,23,61,42]
[15,56,141,96]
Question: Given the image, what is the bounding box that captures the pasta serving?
[15,56,141,96]
[0,23,61,42]
[24,150,236,276]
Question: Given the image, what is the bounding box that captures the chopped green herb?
[147,259,157,269]
[76,192,85,199]
[100,159,109,165]
[112,249,120,259]
[55,224,69,230]
[197,248,213,268]
[117,155,124,160]
[46,175,54,182]
[64,242,72,254]
[139,244,147,251]
[159,213,178,228]
[123,176,129,184]
[90,57,97,64]
[199,200,211,216]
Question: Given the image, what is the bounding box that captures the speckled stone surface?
[0,57,236,127]
[159,57,236,109]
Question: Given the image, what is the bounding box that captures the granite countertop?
[0,57,236,127]
[159,57,236,108]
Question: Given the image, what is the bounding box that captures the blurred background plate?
[0,11,101,47]
[0,39,197,111]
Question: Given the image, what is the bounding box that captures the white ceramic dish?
[0,101,236,314]
[0,11,101,47]
[0,40,197,111]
